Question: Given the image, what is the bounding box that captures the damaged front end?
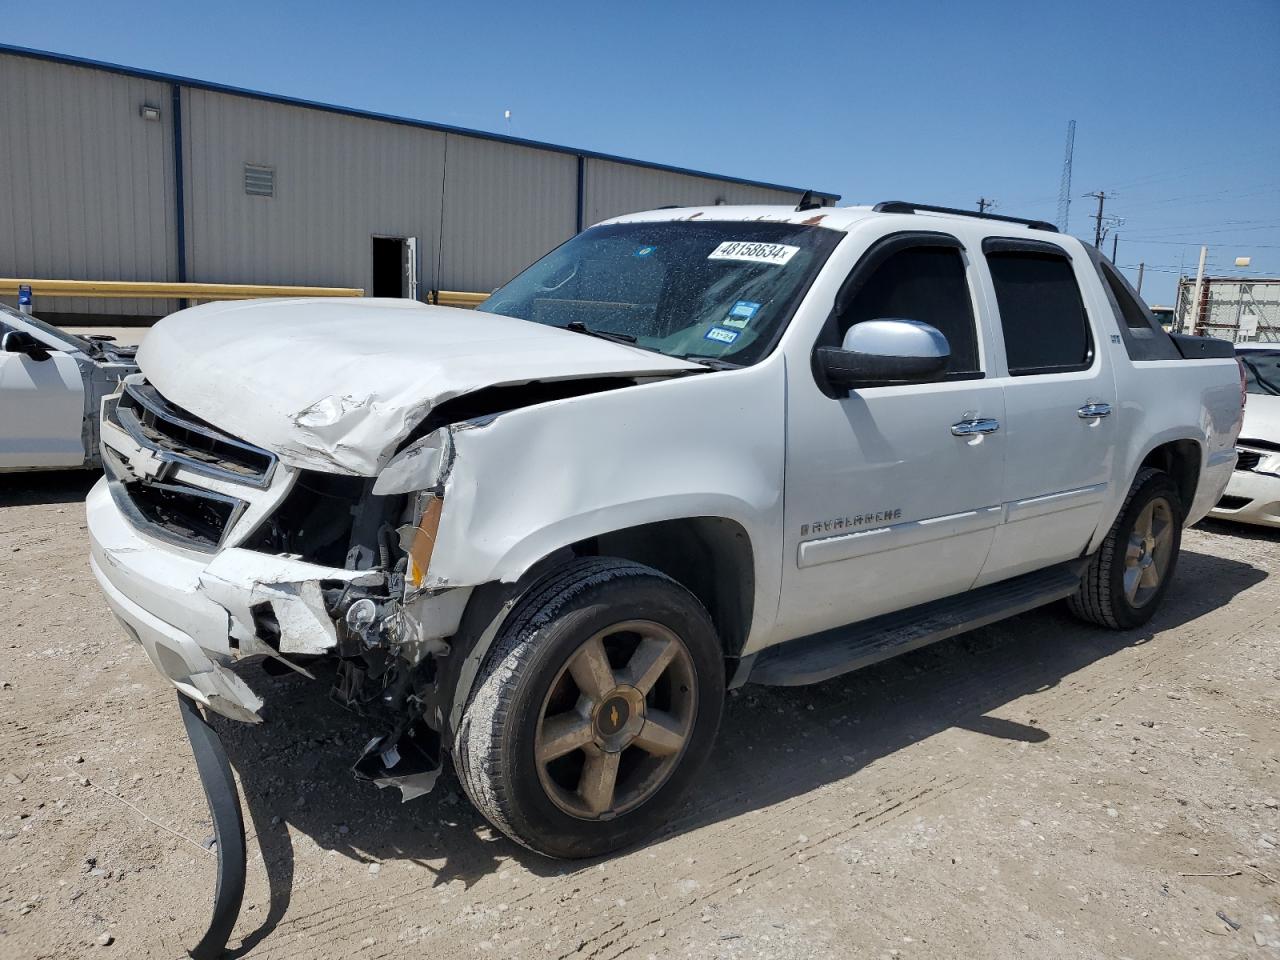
[92,377,472,800]
[89,391,471,958]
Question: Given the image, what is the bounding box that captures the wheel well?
[571,517,755,659]
[1139,440,1201,514]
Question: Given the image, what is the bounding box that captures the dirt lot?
[1,472,1278,960]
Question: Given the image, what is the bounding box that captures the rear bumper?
[1209,469,1280,529]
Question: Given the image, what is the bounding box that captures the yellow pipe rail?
[432,290,490,308]
[0,279,364,300]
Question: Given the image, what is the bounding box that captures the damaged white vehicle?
[88,201,1243,914]
[1,303,137,471]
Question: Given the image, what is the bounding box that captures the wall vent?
[244,164,275,197]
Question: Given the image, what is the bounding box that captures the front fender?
[424,362,787,643]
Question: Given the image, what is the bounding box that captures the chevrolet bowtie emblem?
[610,705,620,727]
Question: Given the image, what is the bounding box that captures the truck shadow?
[210,545,1266,951]
[1194,517,1280,543]
[0,469,98,506]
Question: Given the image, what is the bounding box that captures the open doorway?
[371,236,419,299]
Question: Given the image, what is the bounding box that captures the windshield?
[1240,349,1280,397]
[477,220,842,366]
[0,302,91,353]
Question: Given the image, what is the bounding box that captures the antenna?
[1057,120,1076,233]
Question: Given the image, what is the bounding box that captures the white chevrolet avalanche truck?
[88,201,1245,864]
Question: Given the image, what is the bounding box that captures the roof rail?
[872,201,1059,233]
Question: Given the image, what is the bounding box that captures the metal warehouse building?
[1174,276,1280,343]
[0,45,838,322]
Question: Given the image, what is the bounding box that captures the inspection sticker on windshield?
[704,327,739,344]
[707,241,799,266]
[722,300,760,329]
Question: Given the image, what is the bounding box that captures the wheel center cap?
[596,696,631,737]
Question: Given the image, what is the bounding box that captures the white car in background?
[1211,344,1280,528]
[0,303,138,471]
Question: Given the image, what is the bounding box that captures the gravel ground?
[1,470,1278,959]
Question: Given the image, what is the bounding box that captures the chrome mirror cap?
[841,318,950,359]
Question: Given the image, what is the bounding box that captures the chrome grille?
[112,381,276,487]
[101,381,277,551]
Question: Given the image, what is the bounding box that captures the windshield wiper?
[674,353,742,371]
[563,321,636,344]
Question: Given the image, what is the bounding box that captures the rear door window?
[986,250,1092,375]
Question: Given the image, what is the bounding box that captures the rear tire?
[454,557,724,859]
[1068,468,1183,629]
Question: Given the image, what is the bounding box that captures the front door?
[0,319,86,468]
[777,233,1007,642]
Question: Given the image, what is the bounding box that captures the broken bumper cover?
[1209,466,1280,528]
[87,477,381,722]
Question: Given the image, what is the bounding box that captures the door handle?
[951,418,1001,436]
[1077,402,1112,419]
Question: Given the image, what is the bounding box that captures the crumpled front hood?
[1241,393,1280,444]
[138,298,699,475]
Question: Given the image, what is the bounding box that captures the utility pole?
[1084,190,1114,248]
[1111,233,1119,263]
[1136,262,1145,295]
[977,197,996,213]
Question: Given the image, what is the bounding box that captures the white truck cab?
[87,201,1243,869]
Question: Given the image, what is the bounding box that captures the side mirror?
[1,330,51,362]
[816,318,949,390]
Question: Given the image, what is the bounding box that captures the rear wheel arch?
[1136,438,1201,517]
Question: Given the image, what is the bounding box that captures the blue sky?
[5,0,1278,304]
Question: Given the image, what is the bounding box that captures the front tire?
[454,557,725,859]
[1069,468,1183,629]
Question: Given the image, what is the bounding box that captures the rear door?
[974,237,1118,585]
[778,230,1007,640]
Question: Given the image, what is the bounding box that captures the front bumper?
[1209,468,1280,529]
[87,477,382,721]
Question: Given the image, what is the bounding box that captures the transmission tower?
[1056,120,1076,233]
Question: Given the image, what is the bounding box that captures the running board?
[749,560,1087,687]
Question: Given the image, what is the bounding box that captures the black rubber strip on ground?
[177,692,247,960]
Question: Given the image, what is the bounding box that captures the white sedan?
[1210,344,1280,528]
[0,303,138,471]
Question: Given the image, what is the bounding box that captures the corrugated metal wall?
[1,50,825,317]
[437,134,578,292]
[583,159,805,227]
[183,88,447,292]
[0,55,178,317]
[1176,277,1280,342]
